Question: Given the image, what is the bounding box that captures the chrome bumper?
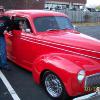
[73,92,100,100]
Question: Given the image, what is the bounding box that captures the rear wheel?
[42,71,68,100]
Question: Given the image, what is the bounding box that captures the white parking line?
[0,71,20,100]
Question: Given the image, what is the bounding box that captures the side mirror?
[73,25,78,31]
[25,29,31,33]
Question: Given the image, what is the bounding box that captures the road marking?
[0,71,20,100]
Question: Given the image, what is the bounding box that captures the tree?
[96,5,100,11]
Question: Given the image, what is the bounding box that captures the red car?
[5,10,100,100]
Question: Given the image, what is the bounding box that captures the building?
[0,0,86,10]
[45,0,86,10]
[0,0,45,10]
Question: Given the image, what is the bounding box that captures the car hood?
[38,30,100,61]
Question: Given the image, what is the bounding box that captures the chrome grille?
[85,73,100,87]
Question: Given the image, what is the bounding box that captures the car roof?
[5,10,67,17]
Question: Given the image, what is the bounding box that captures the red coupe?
[5,10,100,100]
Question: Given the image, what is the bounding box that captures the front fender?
[33,53,83,74]
[32,53,86,95]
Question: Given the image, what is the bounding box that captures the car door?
[12,16,35,70]
[6,16,25,63]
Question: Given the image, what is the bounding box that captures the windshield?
[34,16,74,32]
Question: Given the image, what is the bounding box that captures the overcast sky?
[86,0,100,7]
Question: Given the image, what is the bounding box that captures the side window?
[12,17,20,30]
[12,17,32,33]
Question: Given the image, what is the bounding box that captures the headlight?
[77,70,85,82]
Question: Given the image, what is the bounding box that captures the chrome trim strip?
[20,36,100,60]
[21,35,100,54]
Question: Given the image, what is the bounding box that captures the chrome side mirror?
[25,29,31,33]
[73,25,78,31]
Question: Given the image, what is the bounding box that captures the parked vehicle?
[5,10,100,100]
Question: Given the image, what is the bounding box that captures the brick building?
[0,0,45,10]
[0,0,86,10]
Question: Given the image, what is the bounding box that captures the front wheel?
[43,72,68,100]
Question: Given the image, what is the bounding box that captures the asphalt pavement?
[0,25,100,100]
[0,62,51,100]
[78,25,100,40]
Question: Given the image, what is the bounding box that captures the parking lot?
[78,25,100,40]
[0,25,100,100]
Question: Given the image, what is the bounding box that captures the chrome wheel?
[45,73,63,98]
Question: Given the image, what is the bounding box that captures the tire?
[42,71,68,100]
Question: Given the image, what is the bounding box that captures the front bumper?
[73,92,100,100]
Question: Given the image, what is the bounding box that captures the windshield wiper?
[61,28,72,30]
[46,29,60,31]
[46,28,73,32]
